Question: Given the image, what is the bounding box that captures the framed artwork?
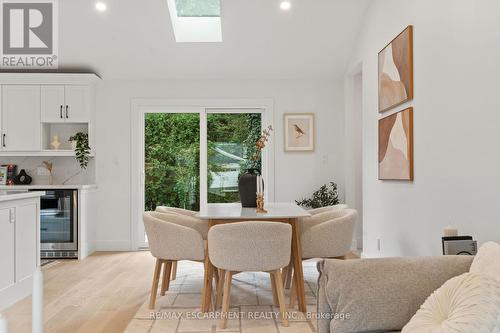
[283,113,314,152]
[378,25,413,112]
[0,166,7,185]
[379,107,413,180]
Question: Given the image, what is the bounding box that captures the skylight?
[175,0,220,17]
[167,0,222,42]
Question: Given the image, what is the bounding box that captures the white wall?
[344,72,363,249]
[94,79,345,250]
[346,0,500,257]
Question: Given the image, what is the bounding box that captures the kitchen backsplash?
[0,157,95,185]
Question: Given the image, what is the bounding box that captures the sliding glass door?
[207,112,262,203]
[144,113,201,211]
[138,108,264,247]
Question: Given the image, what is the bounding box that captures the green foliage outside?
[144,113,262,211]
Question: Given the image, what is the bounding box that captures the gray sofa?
[316,256,474,333]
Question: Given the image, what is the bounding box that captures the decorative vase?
[51,136,61,150]
[13,169,32,185]
[238,169,262,208]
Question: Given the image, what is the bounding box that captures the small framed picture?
[283,113,315,152]
[0,166,7,185]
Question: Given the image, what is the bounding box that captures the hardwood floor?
[4,251,155,333]
[3,251,360,333]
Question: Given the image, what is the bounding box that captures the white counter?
[0,191,45,202]
[0,184,97,191]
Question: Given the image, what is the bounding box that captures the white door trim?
[130,98,274,250]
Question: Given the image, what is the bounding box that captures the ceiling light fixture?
[95,2,107,12]
[280,1,291,11]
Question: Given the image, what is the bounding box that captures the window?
[167,0,222,42]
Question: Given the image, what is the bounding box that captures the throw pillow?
[470,241,500,281]
[402,272,500,333]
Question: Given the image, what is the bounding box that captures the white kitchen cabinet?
[41,85,65,122]
[0,208,15,294]
[41,85,90,123]
[64,85,90,122]
[1,85,41,151]
[0,73,98,157]
[0,192,42,311]
[16,203,38,282]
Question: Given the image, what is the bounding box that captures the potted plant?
[69,132,91,169]
[296,182,340,209]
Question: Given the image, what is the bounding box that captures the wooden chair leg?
[214,267,220,286]
[216,269,226,309]
[170,261,177,280]
[284,264,293,289]
[160,261,172,296]
[220,271,233,329]
[289,274,297,309]
[273,270,289,327]
[270,273,278,305]
[149,259,162,309]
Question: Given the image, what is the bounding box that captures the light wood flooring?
[4,251,155,333]
[3,251,359,333]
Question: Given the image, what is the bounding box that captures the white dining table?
[196,202,311,313]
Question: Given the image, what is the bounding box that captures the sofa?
[316,256,474,333]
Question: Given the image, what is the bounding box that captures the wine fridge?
[30,189,78,259]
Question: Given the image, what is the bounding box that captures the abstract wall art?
[378,25,413,112]
[378,107,413,180]
[283,113,314,152]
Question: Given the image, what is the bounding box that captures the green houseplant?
[69,132,91,169]
[296,182,340,209]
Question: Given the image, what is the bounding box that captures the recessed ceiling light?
[280,1,291,11]
[95,2,107,12]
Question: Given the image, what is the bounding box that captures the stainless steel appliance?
[30,189,78,258]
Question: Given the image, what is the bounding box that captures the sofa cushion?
[402,272,500,333]
[470,241,500,281]
[317,256,473,333]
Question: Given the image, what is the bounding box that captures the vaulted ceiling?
[59,0,369,80]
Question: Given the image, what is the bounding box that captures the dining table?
[196,202,311,313]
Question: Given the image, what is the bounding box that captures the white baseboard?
[94,240,132,251]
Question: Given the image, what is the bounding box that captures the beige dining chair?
[155,205,198,218]
[289,209,358,307]
[282,205,350,289]
[208,222,292,329]
[307,203,348,216]
[143,211,207,309]
[154,207,207,281]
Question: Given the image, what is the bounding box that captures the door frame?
[130,99,274,249]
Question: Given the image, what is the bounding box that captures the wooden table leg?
[201,220,216,312]
[289,218,306,312]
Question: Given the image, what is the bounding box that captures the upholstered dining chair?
[143,211,207,309]
[154,207,207,281]
[155,205,198,218]
[307,204,348,216]
[288,209,358,307]
[208,222,292,329]
[281,206,353,289]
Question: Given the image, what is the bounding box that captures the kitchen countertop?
[0,184,97,191]
[0,191,45,202]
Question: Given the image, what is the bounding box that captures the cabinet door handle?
[2,134,5,148]
[60,105,63,119]
[66,105,69,119]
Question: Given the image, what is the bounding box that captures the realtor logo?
[1,0,58,68]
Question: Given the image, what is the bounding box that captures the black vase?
[13,169,32,185]
[238,169,262,208]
